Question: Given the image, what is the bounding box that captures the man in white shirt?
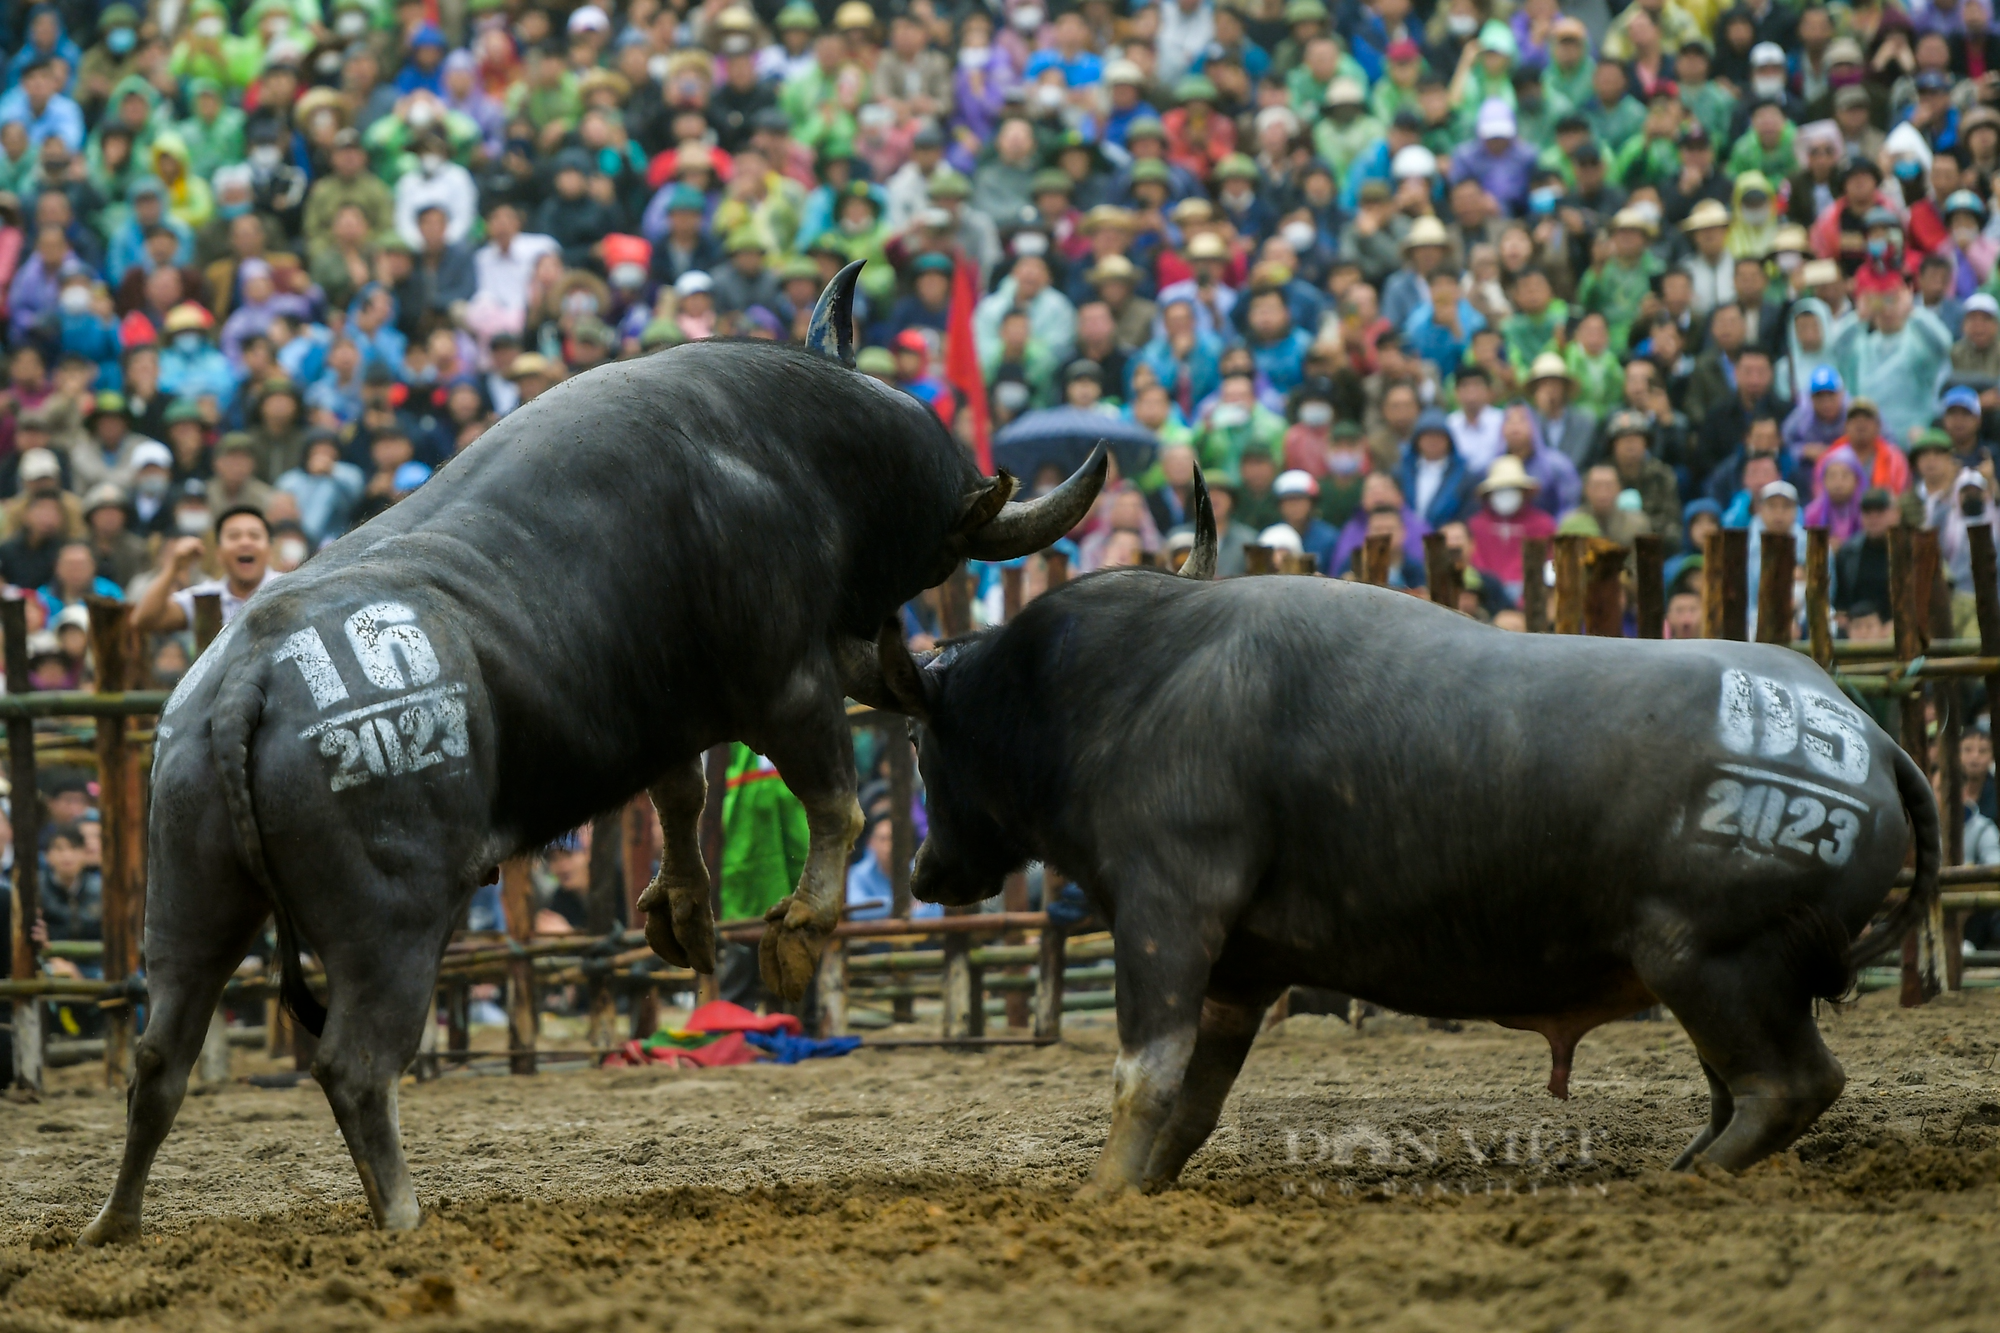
[131,506,282,633]
[1446,365,1505,472]
[392,129,480,249]
[471,200,558,312]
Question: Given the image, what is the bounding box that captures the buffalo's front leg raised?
[634,757,718,974]
[758,698,864,1000]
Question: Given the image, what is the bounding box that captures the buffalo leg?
[81,873,266,1245]
[311,936,448,1230]
[1647,949,1845,1172]
[1078,930,1216,1201]
[1670,1058,1736,1170]
[759,706,863,1000]
[634,757,718,974]
[1141,989,1281,1191]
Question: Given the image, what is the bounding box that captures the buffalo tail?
[1847,743,1942,969]
[211,680,328,1037]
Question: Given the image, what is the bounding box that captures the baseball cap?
[129,441,173,472]
[1909,428,1953,457]
[1751,42,1786,67]
[1944,386,1983,414]
[1758,480,1800,505]
[1860,487,1893,512]
[674,270,714,296]
[1475,99,1516,140]
[1847,396,1879,419]
[1274,469,1320,498]
[1808,366,1843,396]
[18,448,61,482]
[1967,293,2000,319]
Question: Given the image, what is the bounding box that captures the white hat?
[1323,78,1366,107]
[128,440,173,472]
[674,270,714,297]
[1758,480,1800,505]
[53,604,90,634]
[568,4,611,33]
[1967,293,2000,319]
[1273,469,1320,498]
[18,448,60,482]
[1391,145,1437,180]
[1751,41,1786,67]
[1474,99,1516,140]
[1256,523,1305,553]
[1105,59,1144,86]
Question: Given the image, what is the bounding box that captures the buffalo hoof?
[77,1208,140,1247]
[1071,1175,1137,1205]
[637,877,717,975]
[758,896,832,1000]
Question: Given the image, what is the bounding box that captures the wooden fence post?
[1552,534,1586,634]
[1582,538,1626,636]
[1701,529,1726,639]
[938,561,975,636]
[1520,538,1549,632]
[622,794,659,1039]
[1756,532,1795,646]
[1360,533,1392,587]
[1001,565,1023,621]
[941,930,984,1043]
[5,596,43,1093]
[1423,531,1459,611]
[1718,529,1749,641]
[1633,533,1665,638]
[501,856,537,1073]
[1890,527,1944,1005]
[1033,924,1066,1042]
[1043,550,1069,589]
[1933,552,1965,991]
[1805,528,1834,669]
[88,599,139,1090]
[585,810,624,1050]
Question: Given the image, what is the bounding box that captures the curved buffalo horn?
[1179,462,1217,580]
[960,441,1109,562]
[804,259,865,367]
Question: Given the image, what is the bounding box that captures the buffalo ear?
[875,619,936,723]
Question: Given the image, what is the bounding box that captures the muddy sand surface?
[1,990,1998,1332]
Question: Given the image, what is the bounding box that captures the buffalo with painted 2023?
[857,473,1940,1198]
[76,264,1108,1246]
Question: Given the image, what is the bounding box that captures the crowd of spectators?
[14,0,2000,1000]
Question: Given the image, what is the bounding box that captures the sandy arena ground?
[0,989,1997,1332]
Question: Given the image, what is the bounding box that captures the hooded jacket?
[147,130,214,232]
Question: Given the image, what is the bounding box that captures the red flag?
[944,256,991,472]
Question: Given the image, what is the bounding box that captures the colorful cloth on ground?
[745,1031,863,1063]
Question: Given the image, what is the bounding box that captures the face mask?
[1447,13,1478,35]
[1034,85,1064,110]
[337,12,368,37]
[195,17,225,37]
[1489,487,1525,516]
[174,331,204,354]
[649,53,672,84]
[277,536,308,566]
[959,45,991,69]
[1742,207,1771,227]
[176,508,210,536]
[1957,224,1981,246]
[59,286,92,315]
[1012,7,1045,32]
[420,152,446,174]
[1212,403,1250,429]
[218,199,250,219]
[1299,402,1333,427]
[1830,67,1863,88]
[1282,221,1316,251]
[1753,76,1785,99]
[610,263,647,290]
[136,473,169,499]
[841,214,870,234]
[409,100,438,128]
[107,27,136,54]
[1894,158,1923,180]
[561,292,599,317]
[1223,186,1253,209]
[1327,448,1363,475]
[1776,251,1803,272]
[1529,187,1561,215]
[1867,238,1888,258]
[251,145,282,169]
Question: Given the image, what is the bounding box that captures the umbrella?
[992,408,1157,484]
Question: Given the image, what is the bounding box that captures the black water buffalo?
[854,475,1939,1196]
[80,265,1105,1243]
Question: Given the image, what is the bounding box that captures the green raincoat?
[718,744,809,922]
[176,79,246,183]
